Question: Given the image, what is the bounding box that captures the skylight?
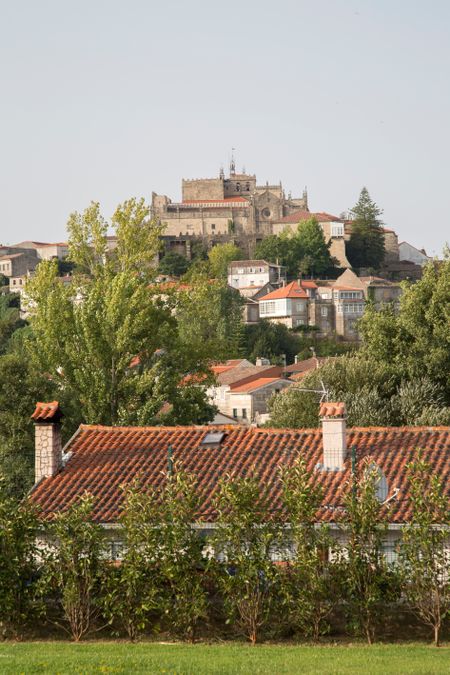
[200,432,226,448]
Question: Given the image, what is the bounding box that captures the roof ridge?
[78,423,450,433]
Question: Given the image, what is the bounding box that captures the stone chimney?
[319,402,347,470]
[31,401,63,483]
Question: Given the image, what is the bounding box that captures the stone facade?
[152,163,308,258]
[35,423,62,483]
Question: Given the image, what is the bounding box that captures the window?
[295,301,304,312]
[236,182,241,192]
[232,408,238,418]
[340,291,362,299]
[242,409,247,419]
[321,306,328,317]
[260,301,276,315]
[211,223,216,231]
[246,182,250,191]
[331,223,344,237]
[295,318,305,326]
[109,541,124,561]
[343,303,365,314]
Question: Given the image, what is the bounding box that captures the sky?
[1,0,449,254]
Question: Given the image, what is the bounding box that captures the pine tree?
[346,188,386,270]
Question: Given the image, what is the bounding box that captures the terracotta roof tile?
[258,281,308,301]
[278,210,342,225]
[31,401,62,422]
[29,424,450,524]
[320,402,346,418]
[229,377,286,393]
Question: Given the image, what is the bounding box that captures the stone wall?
[182,178,224,201]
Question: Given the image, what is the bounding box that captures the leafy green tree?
[0,293,25,354]
[39,494,107,641]
[175,279,244,363]
[0,351,56,498]
[281,459,338,640]
[0,487,39,636]
[212,474,283,644]
[338,461,398,644]
[359,251,450,400]
[0,273,8,287]
[268,387,321,429]
[208,242,243,279]
[102,482,162,641]
[399,453,450,647]
[243,320,301,364]
[25,200,215,427]
[155,466,208,641]
[158,251,190,277]
[346,188,385,270]
[295,217,337,277]
[254,235,288,269]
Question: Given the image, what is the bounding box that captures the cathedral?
[151,156,309,258]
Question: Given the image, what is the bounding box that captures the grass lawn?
[0,641,448,674]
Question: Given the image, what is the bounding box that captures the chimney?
[319,402,347,470]
[31,401,63,483]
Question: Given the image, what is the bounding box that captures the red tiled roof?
[30,424,450,524]
[229,377,286,393]
[182,197,249,205]
[284,357,329,374]
[259,281,308,301]
[278,210,342,225]
[31,401,62,422]
[299,280,318,289]
[320,402,346,418]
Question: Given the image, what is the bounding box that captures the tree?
[39,494,106,641]
[158,251,190,277]
[295,217,337,277]
[268,387,321,429]
[359,251,450,401]
[212,473,283,644]
[25,200,216,428]
[254,235,287,269]
[102,482,162,641]
[399,453,450,646]
[208,242,243,279]
[243,320,301,364]
[338,461,398,644]
[346,188,385,270]
[155,466,208,641]
[0,486,39,636]
[175,279,244,363]
[0,351,56,498]
[281,459,338,640]
[0,293,25,355]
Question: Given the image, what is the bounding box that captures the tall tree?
[25,200,215,428]
[399,453,450,647]
[295,217,337,277]
[158,251,190,277]
[346,188,385,270]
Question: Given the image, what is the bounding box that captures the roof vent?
[200,431,226,449]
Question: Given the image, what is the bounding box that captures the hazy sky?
[1,0,449,254]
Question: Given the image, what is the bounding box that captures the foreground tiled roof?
[30,425,449,524]
[284,357,329,375]
[259,281,308,301]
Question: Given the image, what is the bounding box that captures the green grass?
[0,641,448,674]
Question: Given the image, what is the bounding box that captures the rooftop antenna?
[230,148,236,176]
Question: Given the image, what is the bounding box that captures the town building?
[29,401,450,562]
[0,251,38,278]
[206,360,289,423]
[13,241,69,260]
[228,259,285,294]
[398,241,432,267]
[258,281,310,329]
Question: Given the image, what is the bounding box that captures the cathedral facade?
[151,160,308,258]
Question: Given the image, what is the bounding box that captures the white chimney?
[320,402,347,470]
[31,401,63,483]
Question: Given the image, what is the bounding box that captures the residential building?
[13,241,69,260]
[398,241,432,267]
[0,251,38,278]
[30,401,450,561]
[206,360,287,423]
[228,259,285,293]
[258,281,310,329]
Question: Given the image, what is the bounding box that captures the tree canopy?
[346,188,385,270]
[255,217,338,278]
